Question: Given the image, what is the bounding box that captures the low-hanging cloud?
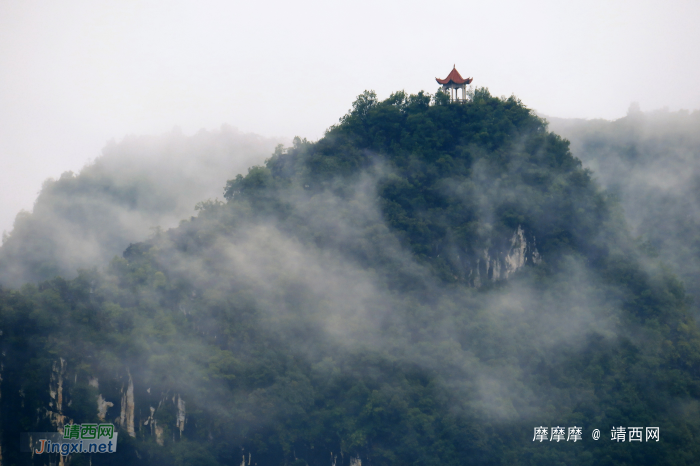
[548,107,700,316]
[121,161,629,431]
[0,125,287,287]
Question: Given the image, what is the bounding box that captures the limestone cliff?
[464,225,541,287]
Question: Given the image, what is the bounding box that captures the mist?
[0,0,698,463]
[3,0,700,244]
[548,107,700,316]
[0,125,286,286]
[78,151,623,439]
[2,90,699,465]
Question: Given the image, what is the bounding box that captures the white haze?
[548,108,700,317]
[134,165,629,426]
[0,126,286,286]
[2,0,700,236]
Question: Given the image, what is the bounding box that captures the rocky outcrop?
[176,394,186,435]
[42,368,187,444]
[141,392,187,445]
[47,358,67,431]
[90,377,116,422]
[504,225,541,277]
[97,394,114,421]
[464,225,541,287]
[240,452,252,466]
[119,372,135,437]
[143,404,163,445]
[46,359,71,466]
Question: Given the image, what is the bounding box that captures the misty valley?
[2,88,700,465]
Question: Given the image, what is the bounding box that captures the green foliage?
[1,90,700,465]
[549,109,700,320]
[0,128,283,286]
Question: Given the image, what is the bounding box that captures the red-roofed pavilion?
[436,65,473,102]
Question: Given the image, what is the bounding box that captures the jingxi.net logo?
[21,423,118,456]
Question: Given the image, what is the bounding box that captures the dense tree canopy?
[2,89,700,465]
[549,108,700,319]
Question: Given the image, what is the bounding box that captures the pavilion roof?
[436,66,473,85]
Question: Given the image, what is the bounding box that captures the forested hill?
[548,108,700,319]
[0,126,284,287]
[2,89,700,466]
[225,88,607,284]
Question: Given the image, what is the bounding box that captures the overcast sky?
[1,0,699,235]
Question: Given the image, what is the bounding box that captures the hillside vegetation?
[0,126,284,287]
[549,108,700,318]
[2,90,700,465]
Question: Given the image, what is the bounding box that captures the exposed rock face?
[155,422,164,446]
[39,361,193,452]
[176,394,186,435]
[239,452,253,466]
[504,225,541,277]
[26,233,538,463]
[465,225,541,287]
[97,394,114,422]
[46,359,71,466]
[90,377,116,422]
[47,358,67,431]
[141,392,188,445]
[119,372,135,437]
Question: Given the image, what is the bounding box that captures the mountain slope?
[0,125,285,287]
[1,90,699,466]
[548,108,700,318]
